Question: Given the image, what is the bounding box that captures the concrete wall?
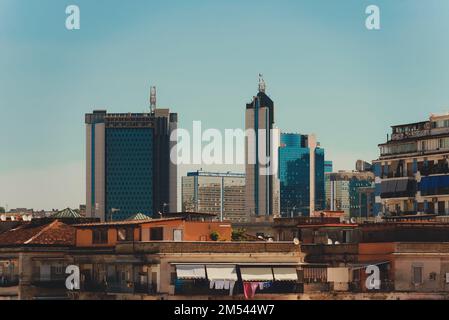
[395,257,441,292]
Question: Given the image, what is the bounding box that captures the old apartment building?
[374,113,449,216]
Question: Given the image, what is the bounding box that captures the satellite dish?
[267,238,274,242]
[335,241,340,245]
[293,238,300,245]
[327,238,333,245]
[0,215,6,221]
[350,217,356,224]
[10,216,15,221]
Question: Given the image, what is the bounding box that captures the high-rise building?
[245,76,280,219]
[85,89,177,221]
[182,171,246,222]
[325,171,375,218]
[373,113,449,216]
[324,160,333,173]
[356,160,372,172]
[324,160,333,209]
[279,133,325,217]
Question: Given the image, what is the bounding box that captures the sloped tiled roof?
[0,220,75,246]
[127,213,152,221]
[73,217,183,228]
[51,208,82,219]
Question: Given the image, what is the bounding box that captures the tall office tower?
[245,76,280,219]
[324,160,333,173]
[182,171,246,222]
[323,160,333,209]
[85,88,177,221]
[279,133,325,217]
[373,113,449,216]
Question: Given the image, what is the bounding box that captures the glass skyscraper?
[245,76,280,219]
[105,128,154,220]
[325,160,333,173]
[85,107,178,221]
[279,133,325,217]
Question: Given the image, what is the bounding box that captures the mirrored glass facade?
[279,133,325,217]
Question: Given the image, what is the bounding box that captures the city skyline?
[3,0,449,210]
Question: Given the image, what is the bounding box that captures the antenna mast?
[150,86,157,113]
[258,74,266,93]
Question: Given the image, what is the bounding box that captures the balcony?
[382,171,414,179]
[419,165,449,176]
[82,281,156,295]
[30,279,66,289]
[0,276,19,288]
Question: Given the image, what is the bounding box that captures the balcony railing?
[419,166,449,176]
[31,275,67,288]
[0,276,19,288]
[82,281,156,294]
[384,211,436,217]
[349,280,394,292]
[31,279,66,288]
[382,171,415,179]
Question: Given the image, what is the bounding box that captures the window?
[40,264,51,281]
[173,229,183,242]
[93,228,108,244]
[433,120,449,129]
[150,227,164,241]
[412,266,423,285]
[51,264,64,275]
[117,228,134,241]
[440,138,449,149]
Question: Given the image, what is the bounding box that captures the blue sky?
[2,0,449,210]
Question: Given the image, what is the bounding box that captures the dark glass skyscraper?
[325,160,333,173]
[85,106,177,221]
[279,133,325,217]
[245,77,280,219]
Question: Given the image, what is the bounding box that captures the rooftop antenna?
[258,74,266,93]
[150,86,157,113]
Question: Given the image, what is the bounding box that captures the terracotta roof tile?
[0,220,75,246]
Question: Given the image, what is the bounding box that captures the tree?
[0,207,5,214]
[210,231,220,241]
[231,228,247,241]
